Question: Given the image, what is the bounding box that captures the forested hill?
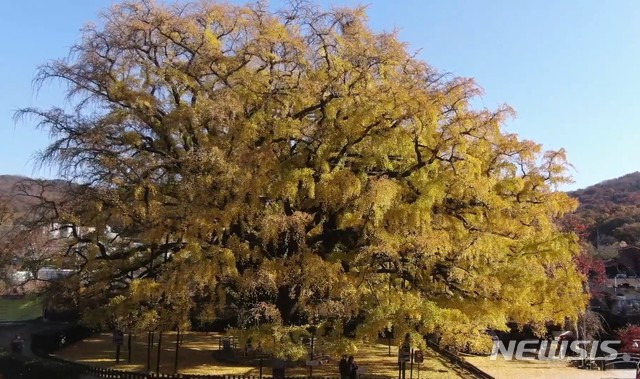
[569,171,640,246]
[0,175,30,211]
[0,175,28,195]
[0,175,66,215]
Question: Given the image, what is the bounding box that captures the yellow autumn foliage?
[21,0,586,358]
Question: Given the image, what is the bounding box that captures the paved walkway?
[466,356,637,379]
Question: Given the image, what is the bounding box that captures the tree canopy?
[19,0,586,356]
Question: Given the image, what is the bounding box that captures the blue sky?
[2,1,640,190]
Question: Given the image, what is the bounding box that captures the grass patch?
[0,295,43,322]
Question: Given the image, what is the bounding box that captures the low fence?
[603,352,640,370]
[426,340,495,379]
[83,367,338,379]
[80,346,495,379]
[43,354,346,379]
[86,366,249,379]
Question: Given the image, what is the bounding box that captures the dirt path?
[55,332,473,378]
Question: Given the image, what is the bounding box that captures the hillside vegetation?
[569,172,640,246]
[0,175,67,217]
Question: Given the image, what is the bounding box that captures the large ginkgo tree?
[19,0,586,357]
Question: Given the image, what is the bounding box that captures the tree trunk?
[174,330,180,373]
[146,331,153,371]
[156,331,163,373]
[127,333,132,363]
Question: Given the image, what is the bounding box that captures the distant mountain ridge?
[569,172,640,246]
[0,175,31,195]
[0,175,67,215]
[571,171,640,208]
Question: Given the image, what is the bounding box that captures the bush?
[617,324,640,353]
[0,353,83,379]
